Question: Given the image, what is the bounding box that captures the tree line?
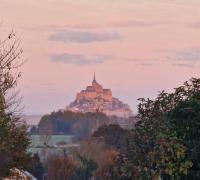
[31,110,135,140]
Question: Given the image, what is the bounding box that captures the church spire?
[93,72,97,83]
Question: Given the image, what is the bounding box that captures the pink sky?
[1,0,200,114]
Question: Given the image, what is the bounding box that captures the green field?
[28,135,78,161]
[30,135,74,147]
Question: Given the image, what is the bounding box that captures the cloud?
[170,49,200,62]
[171,63,193,67]
[50,53,112,65]
[137,63,153,66]
[161,48,200,67]
[48,30,121,43]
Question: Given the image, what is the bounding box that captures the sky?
[0,0,200,115]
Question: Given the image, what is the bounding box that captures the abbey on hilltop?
[67,74,133,118]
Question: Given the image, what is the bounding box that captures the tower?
[92,72,97,84]
[92,73,103,92]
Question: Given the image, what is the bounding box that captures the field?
[28,135,79,161]
[30,135,74,147]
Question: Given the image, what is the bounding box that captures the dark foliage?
[0,31,30,178]
[25,153,44,180]
[37,111,110,139]
[73,155,98,180]
[92,124,133,154]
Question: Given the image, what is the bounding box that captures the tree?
[0,31,30,178]
[25,153,44,180]
[37,111,110,139]
[74,154,98,180]
[92,124,132,154]
[95,149,119,180]
[47,155,76,180]
[166,79,200,179]
[125,78,200,179]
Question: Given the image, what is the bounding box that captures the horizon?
[1,0,200,115]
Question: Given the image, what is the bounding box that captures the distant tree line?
[31,111,136,140]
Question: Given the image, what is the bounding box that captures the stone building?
[67,74,133,118]
[76,74,112,102]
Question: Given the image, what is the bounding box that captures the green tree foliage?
[166,79,200,179]
[124,78,200,179]
[0,109,30,177]
[0,31,30,178]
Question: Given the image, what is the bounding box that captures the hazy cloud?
[170,49,200,62]
[48,30,121,43]
[137,63,153,66]
[161,48,200,68]
[50,53,112,65]
[171,63,193,67]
